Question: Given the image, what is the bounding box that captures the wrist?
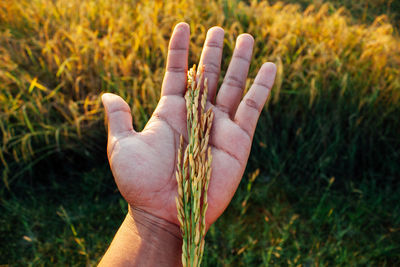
[99,205,182,266]
[127,205,182,243]
[126,206,182,266]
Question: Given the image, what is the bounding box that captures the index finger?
[161,22,190,96]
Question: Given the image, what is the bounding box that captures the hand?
[102,22,276,230]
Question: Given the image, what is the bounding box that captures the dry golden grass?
[0,0,399,184]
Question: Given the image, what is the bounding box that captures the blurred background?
[1,0,399,265]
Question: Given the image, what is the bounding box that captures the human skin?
[98,22,277,266]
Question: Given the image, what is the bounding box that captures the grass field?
[1,0,400,265]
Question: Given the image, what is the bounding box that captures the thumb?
[101,93,135,138]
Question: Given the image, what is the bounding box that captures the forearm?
[99,206,182,267]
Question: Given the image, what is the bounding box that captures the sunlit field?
[1,0,399,265]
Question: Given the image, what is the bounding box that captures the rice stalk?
[176,65,214,267]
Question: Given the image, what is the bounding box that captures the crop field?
[1,0,399,265]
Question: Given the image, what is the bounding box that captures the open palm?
[102,23,276,229]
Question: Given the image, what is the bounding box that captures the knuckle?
[203,62,220,75]
[224,75,244,89]
[244,98,260,112]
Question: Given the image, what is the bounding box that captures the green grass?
[1,167,120,266]
[205,176,400,265]
[1,0,400,265]
[2,165,399,265]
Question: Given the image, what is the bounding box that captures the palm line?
[151,97,244,166]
